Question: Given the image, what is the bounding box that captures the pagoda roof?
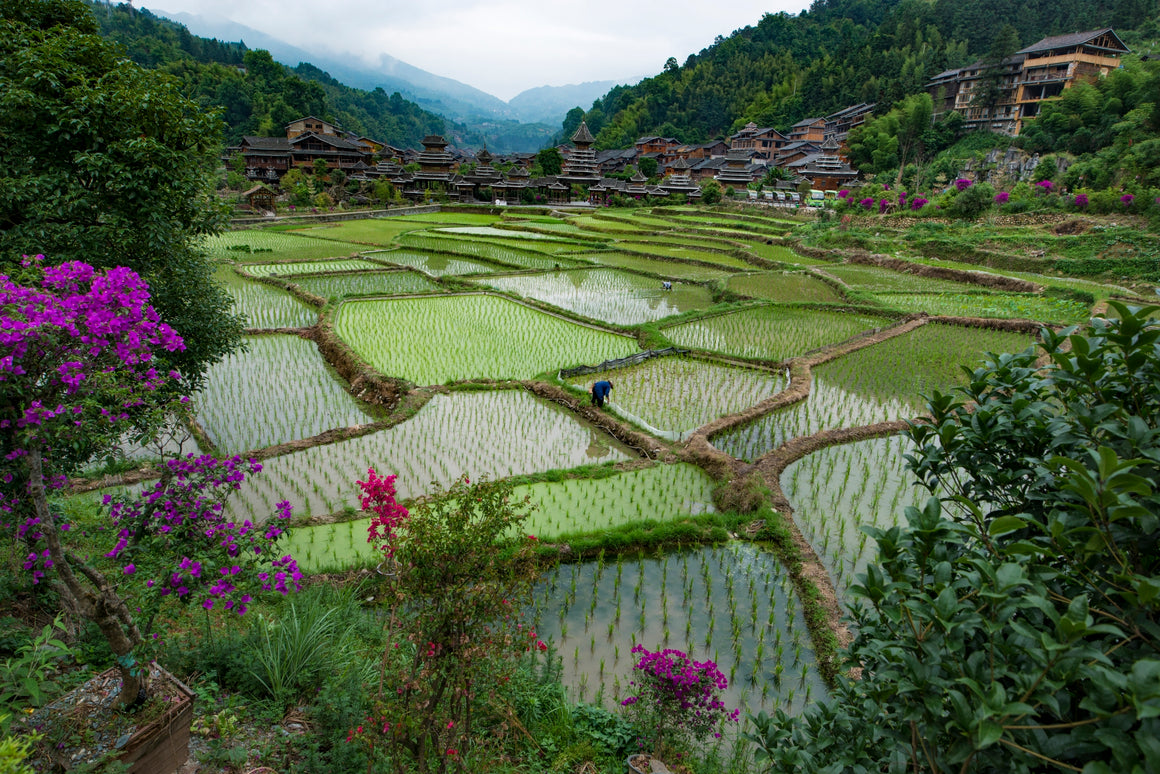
[669,156,691,170]
[420,135,450,148]
[571,122,595,144]
[1018,28,1128,55]
[630,170,648,183]
[820,136,840,151]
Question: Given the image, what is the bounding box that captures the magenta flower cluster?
[859,197,875,210]
[620,645,739,743]
[954,178,972,191]
[1121,193,1135,207]
[995,191,1010,204]
[101,454,301,613]
[1074,194,1089,208]
[911,197,928,211]
[2,257,300,618]
[1,256,184,450]
[1035,180,1054,193]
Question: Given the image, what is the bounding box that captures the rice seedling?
[780,435,927,601]
[571,253,732,281]
[532,544,826,720]
[713,323,1035,461]
[262,391,635,562]
[291,271,442,299]
[434,226,577,242]
[202,231,367,263]
[727,273,845,304]
[369,250,501,276]
[871,292,1090,324]
[515,463,717,540]
[566,357,783,437]
[821,263,993,294]
[396,234,578,271]
[213,265,316,328]
[663,306,890,362]
[334,294,639,384]
[479,268,715,326]
[193,334,380,454]
[243,259,385,278]
[286,219,425,245]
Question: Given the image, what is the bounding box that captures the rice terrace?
[52,200,1155,755]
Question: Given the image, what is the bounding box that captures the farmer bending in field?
[591,379,613,408]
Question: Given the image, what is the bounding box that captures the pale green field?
[728,272,845,304]
[663,306,890,361]
[203,231,367,263]
[291,271,442,299]
[242,259,385,277]
[478,268,715,325]
[335,294,639,384]
[195,334,379,454]
[213,265,317,328]
[576,252,733,281]
[712,323,1035,461]
[567,357,784,435]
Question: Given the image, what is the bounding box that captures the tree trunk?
[29,446,146,709]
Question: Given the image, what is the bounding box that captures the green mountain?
[86,1,481,150]
[579,0,1159,148]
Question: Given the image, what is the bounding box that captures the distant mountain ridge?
[149,8,633,129]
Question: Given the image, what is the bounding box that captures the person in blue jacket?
[591,379,613,408]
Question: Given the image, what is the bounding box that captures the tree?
[637,156,659,179]
[749,304,1160,772]
[700,179,723,204]
[536,147,563,176]
[560,106,585,140]
[0,258,301,707]
[351,473,542,774]
[972,24,1020,114]
[0,0,243,390]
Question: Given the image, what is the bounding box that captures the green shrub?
[948,181,995,220]
[748,304,1160,772]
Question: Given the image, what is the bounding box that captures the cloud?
[144,0,807,101]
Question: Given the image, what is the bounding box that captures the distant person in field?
[591,379,613,408]
[662,280,672,291]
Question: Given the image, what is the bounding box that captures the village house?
[926,28,1129,136]
[234,116,383,180]
[634,136,681,155]
[824,103,875,143]
[729,122,788,160]
[787,118,826,144]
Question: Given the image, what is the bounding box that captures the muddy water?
[532,544,828,721]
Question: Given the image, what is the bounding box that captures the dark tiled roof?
[571,122,595,144]
[289,132,364,151]
[792,117,824,127]
[242,136,290,151]
[1018,28,1127,55]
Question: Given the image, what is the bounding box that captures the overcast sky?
[141,0,811,101]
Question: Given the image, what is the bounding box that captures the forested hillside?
[579,0,1159,148]
[87,1,448,148]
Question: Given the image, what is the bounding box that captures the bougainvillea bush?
[0,256,299,706]
[620,645,738,758]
